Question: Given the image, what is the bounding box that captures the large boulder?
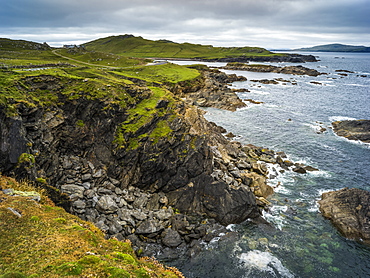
[318,188,370,242]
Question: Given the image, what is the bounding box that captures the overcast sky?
[1,0,370,49]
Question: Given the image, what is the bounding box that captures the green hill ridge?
[82,34,280,59]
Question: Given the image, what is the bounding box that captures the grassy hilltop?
[82,34,280,59]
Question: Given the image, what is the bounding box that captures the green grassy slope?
[83,34,281,59]
[0,38,51,51]
[0,176,182,278]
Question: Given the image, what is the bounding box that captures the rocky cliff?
[0,70,278,258]
[319,188,370,243]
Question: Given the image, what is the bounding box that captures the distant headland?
[294,43,370,52]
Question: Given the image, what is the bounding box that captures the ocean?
[170,52,370,277]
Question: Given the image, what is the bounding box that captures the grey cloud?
[0,0,369,49]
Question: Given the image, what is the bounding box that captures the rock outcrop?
[319,188,370,243]
[221,63,322,76]
[207,53,318,63]
[332,119,370,143]
[172,67,247,111]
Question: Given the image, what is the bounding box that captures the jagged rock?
[96,195,119,213]
[332,119,370,143]
[131,210,147,221]
[153,208,174,221]
[135,219,165,236]
[245,172,273,198]
[61,184,85,199]
[118,208,136,226]
[108,219,123,234]
[133,194,149,208]
[73,200,86,209]
[161,228,183,247]
[252,163,268,176]
[319,188,370,242]
[293,166,307,174]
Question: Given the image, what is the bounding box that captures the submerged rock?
[318,188,370,242]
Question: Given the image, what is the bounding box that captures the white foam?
[344,83,369,87]
[263,206,288,230]
[329,116,358,122]
[239,250,295,278]
[307,169,332,178]
[247,89,270,95]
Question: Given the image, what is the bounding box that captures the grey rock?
[118,209,136,226]
[224,174,234,185]
[136,219,165,235]
[108,219,123,234]
[153,208,174,221]
[85,208,99,222]
[60,184,85,198]
[131,210,148,221]
[97,187,113,195]
[117,198,128,208]
[115,187,123,195]
[81,173,92,181]
[231,170,241,179]
[162,228,183,248]
[96,195,119,213]
[95,220,109,232]
[124,195,135,203]
[133,194,148,208]
[82,182,91,189]
[93,169,104,178]
[73,200,86,209]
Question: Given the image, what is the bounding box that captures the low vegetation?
[0,176,182,277]
[83,34,283,59]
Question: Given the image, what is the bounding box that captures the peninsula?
[294,43,370,52]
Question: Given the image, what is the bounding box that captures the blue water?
[171,53,370,277]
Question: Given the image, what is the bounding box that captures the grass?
[114,87,176,149]
[0,175,183,278]
[56,48,150,68]
[113,63,200,84]
[83,35,284,59]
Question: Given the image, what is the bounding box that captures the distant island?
[294,43,370,52]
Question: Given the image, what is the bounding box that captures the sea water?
[170,53,370,277]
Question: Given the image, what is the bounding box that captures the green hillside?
[83,34,281,59]
[0,176,181,278]
[0,38,51,51]
[295,43,370,52]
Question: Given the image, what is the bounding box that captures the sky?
[1,0,370,49]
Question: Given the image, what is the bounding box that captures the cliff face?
[0,72,269,223]
[0,70,280,259]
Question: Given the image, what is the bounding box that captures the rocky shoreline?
[332,119,370,143]
[156,53,318,64]
[220,62,323,76]
[205,53,318,63]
